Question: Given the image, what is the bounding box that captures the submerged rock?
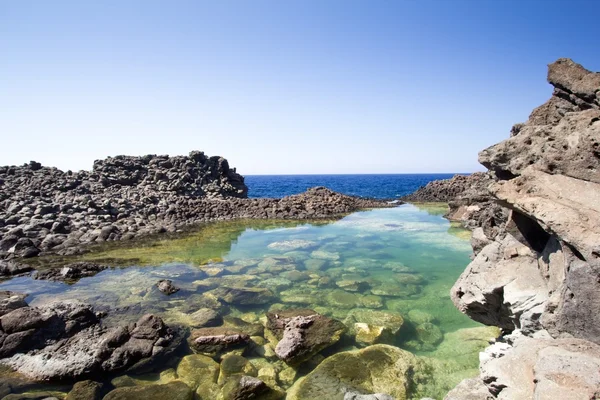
[219,375,275,400]
[176,354,219,396]
[311,250,340,261]
[189,308,223,328]
[325,290,362,309]
[267,240,317,251]
[188,327,251,357]
[34,262,108,282]
[210,286,275,306]
[103,381,193,400]
[343,309,404,346]
[414,322,443,348]
[286,344,428,400]
[303,258,327,271]
[65,380,103,400]
[218,354,257,384]
[407,309,435,325]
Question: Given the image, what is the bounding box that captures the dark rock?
[34,262,108,282]
[156,279,180,295]
[0,303,177,381]
[0,291,28,317]
[0,260,33,279]
[266,309,346,365]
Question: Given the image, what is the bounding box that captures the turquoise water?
[0,205,494,399]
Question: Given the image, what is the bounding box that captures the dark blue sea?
[245,174,460,199]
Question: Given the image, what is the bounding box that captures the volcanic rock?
[266,309,345,365]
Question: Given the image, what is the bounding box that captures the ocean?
[244,173,460,199]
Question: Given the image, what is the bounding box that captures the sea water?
[245,174,459,199]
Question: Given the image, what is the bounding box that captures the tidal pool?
[0,205,498,399]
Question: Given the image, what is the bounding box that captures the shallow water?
[0,204,497,399]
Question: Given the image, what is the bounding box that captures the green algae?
[410,202,449,216]
[448,221,472,241]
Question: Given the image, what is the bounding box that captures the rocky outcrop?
[446,59,600,398]
[265,309,346,365]
[401,173,492,203]
[0,299,180,380]
[33,262,108,282]
[0,149,390,263]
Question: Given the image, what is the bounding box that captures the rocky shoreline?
[406,58,600,399]
[0,58,597,400]
[0,152,390,268]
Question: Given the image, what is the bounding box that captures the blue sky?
[1,0,598,174]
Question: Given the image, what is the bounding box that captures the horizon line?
[244,172,475,176]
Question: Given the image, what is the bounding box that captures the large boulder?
[266,309,345,365]
[286,344,428,400]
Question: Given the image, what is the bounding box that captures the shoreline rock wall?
[0,152,390,264]
[444,59,600,398]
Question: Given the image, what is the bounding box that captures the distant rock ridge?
[401,172,492,203]
[0,150,390,264]
[442,59,600,399]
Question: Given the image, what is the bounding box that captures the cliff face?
[447,59,600,399]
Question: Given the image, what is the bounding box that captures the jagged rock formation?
[401,173,492,203]
[446,59,600,398]
[0,150,390,263]
[0,299,181,380]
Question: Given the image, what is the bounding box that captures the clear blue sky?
[1,1,598,174]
